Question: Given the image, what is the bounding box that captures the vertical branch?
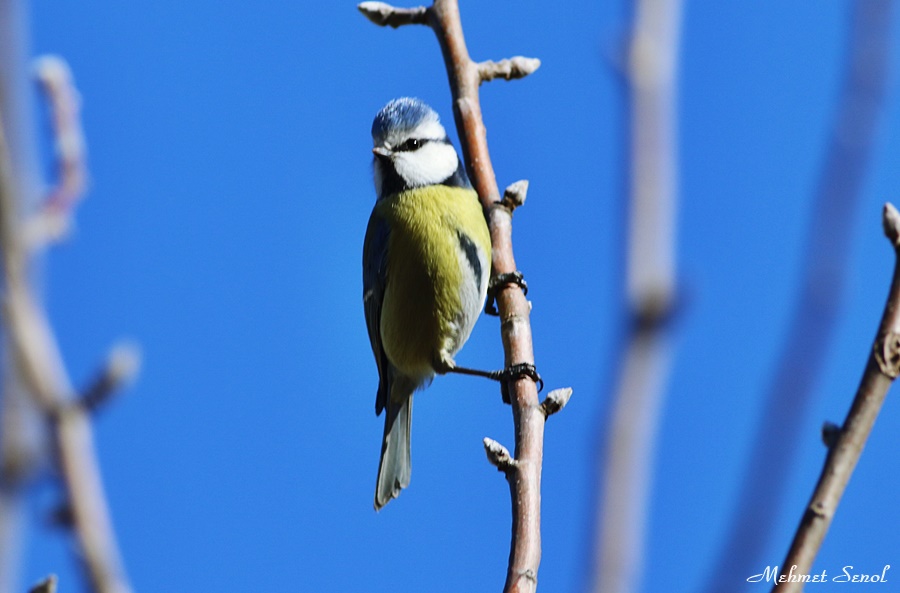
[0,1,45,590]
[772,203,900,592]
[359,2,550,592]
[0,13,136,593]
[424,6,544,590]
[706,2,892,588]
[0,109,133,593]
[626,0,680,311]
[591,1,682,592]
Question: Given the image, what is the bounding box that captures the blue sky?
[15,1,900,592]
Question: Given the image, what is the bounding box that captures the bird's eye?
[398,138,424,152]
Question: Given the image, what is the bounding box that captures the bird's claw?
[485,271,528,316]
[494,362,543,404]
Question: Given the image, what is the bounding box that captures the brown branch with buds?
[477,58,541,83]
[0,53,136,593]
[708,2,892,586]
[358,1,427,27]
[359,2,568,592]
[771,203,900,592]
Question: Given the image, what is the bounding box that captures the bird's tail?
[374,392,413,510]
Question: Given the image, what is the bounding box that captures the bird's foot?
[438,357,543,405]
[485,271,528,316]
[492,362,543,404]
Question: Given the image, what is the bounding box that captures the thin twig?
[591,0,682,591]
[80,342,141,413]
[772,202,900,592]
[477,58,541,83]
[361,2,549,592]
[707,3,892,587]
[24,56,88,249]
[358,2,427,28]
[34,57,87,212]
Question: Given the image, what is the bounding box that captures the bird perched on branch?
[363,97,491,510]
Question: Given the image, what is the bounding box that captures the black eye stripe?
[395,138,428,152]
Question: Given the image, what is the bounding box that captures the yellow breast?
[376,185,491,379]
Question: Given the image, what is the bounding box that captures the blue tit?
[363,97,491,510]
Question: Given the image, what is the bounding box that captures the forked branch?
[0,55,134,593]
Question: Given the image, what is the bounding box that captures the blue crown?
[372,97,440,142]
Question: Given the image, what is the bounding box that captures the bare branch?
[593,330,673,593]
[34,56,87,212]
[429,3,544,592]
[477,57,541,83]
[24,56,87,248]
[708,3,893,585]
[591,0,682,592]
[772,202,900,592]
[540,388,572,418]
[0,62,133,593]
[80,342,141,413]
[362,2,546,591]
[357,2,428,28]
[0,3,47,589]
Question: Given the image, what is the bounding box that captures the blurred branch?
[772,203,900,592]
[360,2,558,592]
[24,55,87,249]
[79,342,141,414]
[591,0,682,592]
[706,2,892,587]
[0,1,46,590]
[0,43,134,593]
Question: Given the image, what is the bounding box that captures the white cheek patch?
[393,142,459,188]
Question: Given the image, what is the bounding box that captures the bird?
[363,97,491,510]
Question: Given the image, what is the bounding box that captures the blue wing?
[363,208,391,416]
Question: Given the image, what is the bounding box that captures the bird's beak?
[372,146,391,158]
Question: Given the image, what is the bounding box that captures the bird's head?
[371,98,461,196]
